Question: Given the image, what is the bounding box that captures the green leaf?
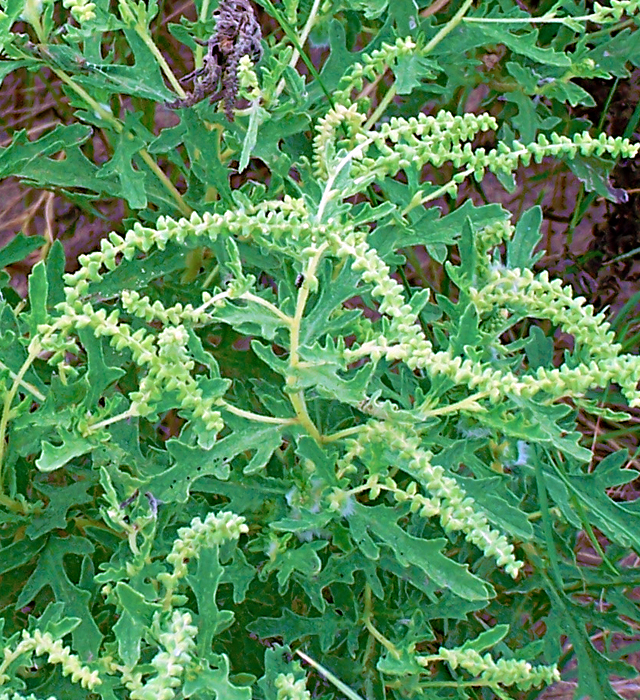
[568,155,627,203]
[93,243,190,297]
[181,110,234,206]
[556,451,640,553]
[455,475,534,540]
[71,27,174,101]
[524,326,554,369]
[467,24,571,67]
[586,28,640,77]
[112,582,162,667]
[27,260,48,334]
[301,260,363,344]
[293,337,375,403]
[160,419,283,500]
[183,653,252,700]
[46,239,67,308]
[349,504,493,601]
[543,578,635,700]
[220,549,256,604]
[26,481,94,538]
[507,205,543,270]
[78,329,126,407]
[389,0,418,35]
[239,100,269,172]
[448,301,481,357]
[271,540,328,593]
[248,608,346,653]
[97,130,148,209]
[212,297,289,341]
[445,217,477,291]
[36,429,97,472]
[16,535,102,659]
[478,400,593,463]
[188,546,235,656]
[0,232,46,268]
[394,53,437,95]
[0,536,46,575]
[0,124,92,177]
[459,624,509,652]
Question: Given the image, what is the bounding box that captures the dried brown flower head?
[168,0,262,120]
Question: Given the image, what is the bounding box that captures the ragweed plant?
[1,1,640,699]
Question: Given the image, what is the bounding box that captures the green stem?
[362,0,474,133]
[289,244,327,364]
[0,340,41,492]
[133,21,186,97]
[116,0,185,95]
[464,11,631,26]
[49,65,191,216]
[138,149,192,217]
[195,0,211,66]
[286,389,322,441]
[86,408,138,433]
[218,400,297,425]
[283,0,322,79]
[284,244,330,443]
[362,585,401,659]
[417,392,490,418]
[0,360,46,403]
[569,492,619,576]
[239,291,294,325]
[324,425,366,443]
[363,85,397,132]
[425,0,475,54]
[533,451,565,589]
[258,0,335,108]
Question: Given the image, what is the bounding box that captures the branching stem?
[48,65,191,217]
[0,339,41,490]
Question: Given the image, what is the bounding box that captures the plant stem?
[284,244,330,443]
[219,400,297,425]
[0,360,46,403]
[136,23,187,97]
[362,585,401,659]
[49,65,191,217]
[240,291,294,325]
[425,0,475,54]
[0,339,41,491]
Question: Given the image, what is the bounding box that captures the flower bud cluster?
[355,110,498,175]
[344,124,639,198]
[329,228,424,339]
[274,672,311,700]
[237,54,261,100]
[38,202,337,437]
[333,36,419,105]
[126,611,198,700]
[421,646,560,691]
[157,511,248,597]
[469,267,640,405]
[342,420,524,578]
[333,215,640,407]
[121,290,211,326]
[62,0,96,23]
[313,92,638,204]
[471,268,620,359]
[2,630,101,690]
[477,219,515,254]
[313,103,366,178]
[591,0,640,23]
